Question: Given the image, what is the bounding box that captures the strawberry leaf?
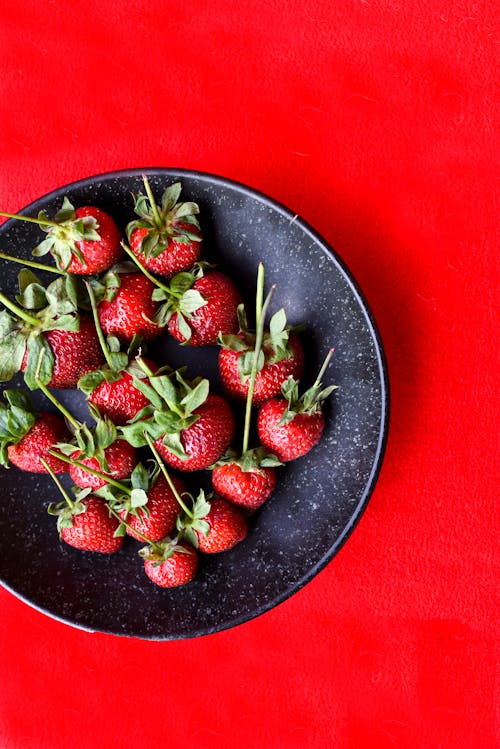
[180,378,209,414]
[160,183,183,213]
[130,488,149,508]
[130,377,164,411]
[169,272,194,296]
[180,289,206,316]
[23,336,54,390]
[158,431,187,459]
[175,313,192,341]
[0,329,27,383]
[16,271,47,309]
[130,463,149,491]
[77,370,106,395]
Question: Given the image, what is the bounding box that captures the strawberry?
[121,366,235,472]
[141,540,198,588]
[113,470,184,542]
[219,333,304,405]
[54,494,124,554]
[84,358,159,426]
[95,269,162,343]
[0,271,103,390]
[179,493,248,554]
[212,452,278,511]
[257,349,337,461]
[69,439,137,490]
[218,284,304,405]
[0,389,70,473]
[1,198,123,274]
[126,176,202,279]
[43,461,124,554]
[160,268,242,346]
[25,315,104,389]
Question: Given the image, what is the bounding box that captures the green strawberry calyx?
[175,488,212,549]
[42,458,88,535]
[0,271,84,390]
[151,263,212,340]
[212,445,282,472]
[0,389,38,467]
[31,197,101,270]
[126,176,202,259]
[278,348,338,425]
[219,303,304,382]
[138,535,196,566]
[54,402,121,473]
[119,364,210,460]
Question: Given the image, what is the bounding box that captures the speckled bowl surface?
[0,168,388,639]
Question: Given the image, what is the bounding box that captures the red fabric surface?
[0,2,497,747]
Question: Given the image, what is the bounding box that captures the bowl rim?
[0,167,390,639]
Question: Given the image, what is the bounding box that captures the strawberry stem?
[142,174,163,227]
[143,432,194,519]
[0,211,60,229]
[120,241,171,293]
[40,457,75,509]
[34,347,81,430]
[242,266,275,454]
[48,450,131,493]
[0,292,40,326]
[36,378,81,431]
[0,251,64,275]
[313,347,335,387]
[136,356,155,377]
[84,281,116,371]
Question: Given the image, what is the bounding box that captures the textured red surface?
[0,2,497,747]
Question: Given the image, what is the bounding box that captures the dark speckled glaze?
[0,168,389,639]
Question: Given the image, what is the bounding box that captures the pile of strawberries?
[0,176,336,588]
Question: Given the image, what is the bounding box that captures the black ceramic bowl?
[0,168,388,639]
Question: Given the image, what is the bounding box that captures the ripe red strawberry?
[69,439,137,490]
[193,497,248,553]
[141,541,198,588]
[59,495,124,554]
[117,473,185,542]
[212,461,277,511]
[121,371,235,472]
[218,282,305,405]
[0,272,104,390]
[257,350,337,461]
[97,271,162,343]
[166,270,242,346]
[219,333,304,405]
[1,198,123,274]
[126,176,202,279]
[258,399,325,461]
[154,393,235,471]
[86,359,159,425]
[26,315,103,389]
[1,390,70,473]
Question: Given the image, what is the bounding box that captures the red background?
[0,2,497,747]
